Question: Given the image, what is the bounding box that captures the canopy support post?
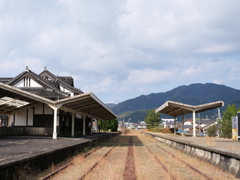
[174,116,176,134]
[48,104,62,140]
[193,110,196,137]
[182,114,184,135]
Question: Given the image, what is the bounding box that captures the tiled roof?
[58,76,74,86]
[19,88,67,99]
[1,67,85,99]
[0,78,13,84]
[39,69,83,94]
[7,69,68,98]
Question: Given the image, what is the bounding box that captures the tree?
[218,104,240,138]
[207,125,217,137]
[98,118,118,132]
[144,109,161,129]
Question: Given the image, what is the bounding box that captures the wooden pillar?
[26,109,28,126]
[83,115,86,136]
[90,118,93,134]
[71,113,75,137]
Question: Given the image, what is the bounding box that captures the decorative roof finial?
[26,66,29,72]
[44,66,47,71]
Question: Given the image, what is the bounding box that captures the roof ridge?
[27,69,69,97]
[7,71,27,85]
[8,69,68,97]
[39,69,83,93]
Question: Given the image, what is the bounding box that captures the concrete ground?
[149,132,240,152]
[0,133,112,166]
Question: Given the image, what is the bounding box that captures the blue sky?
[0,0,240,104]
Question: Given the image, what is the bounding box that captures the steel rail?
[78,139,120,180]
[148,139,213,180]
[40,139,115,180]
[138,138,176,180]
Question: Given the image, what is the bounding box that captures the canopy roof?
[155,100,224,117]
[0,82,116,121]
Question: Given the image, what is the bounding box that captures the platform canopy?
[155,101,224,116]
[155,100,224,137]
[0,82,116,121]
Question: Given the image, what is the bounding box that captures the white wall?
[35,104,43,114]
[28,108,33,126]
[9,116,14,126]
[184,122,192,125]
[45,105,53,114]
[9,103,61,126]
[13,79,24,87]
[30,79,42,87]
[14,111,27,126]
[13,78,42,88]
[76,113,82,119]
[60,86,71,93]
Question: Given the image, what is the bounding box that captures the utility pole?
[199,113,201,136]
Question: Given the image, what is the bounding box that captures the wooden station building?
[0,67,116,139]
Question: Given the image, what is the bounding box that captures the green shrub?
[207,125,217,137]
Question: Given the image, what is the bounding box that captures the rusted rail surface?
[40,139,116,180]
[148,139,213,180]
[41,162,73,180]
[83,139,114,158]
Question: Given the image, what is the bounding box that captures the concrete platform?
[150,133,240,152]
[144,132,240,178]
[0,133,118,180]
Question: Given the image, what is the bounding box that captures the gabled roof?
[39,68,83,94]
[7,68,68,99]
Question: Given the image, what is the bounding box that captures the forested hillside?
[110,83,240,123]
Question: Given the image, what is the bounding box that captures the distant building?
[161,118,175,128]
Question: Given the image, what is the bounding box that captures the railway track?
[139,136,213,180]
[38,133,238,180]
[40,138,119,180]
[147,138,213,180]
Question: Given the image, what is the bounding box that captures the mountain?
[105,103,116,108]
[110,83,240,122]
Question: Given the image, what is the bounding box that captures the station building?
[0,67,116,139]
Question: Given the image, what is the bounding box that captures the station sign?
[232,112,240,141]
[232,116,238,141]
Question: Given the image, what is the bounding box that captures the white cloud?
[127,68,175,84]
[0,0,240,103]
[196,44,237,54]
